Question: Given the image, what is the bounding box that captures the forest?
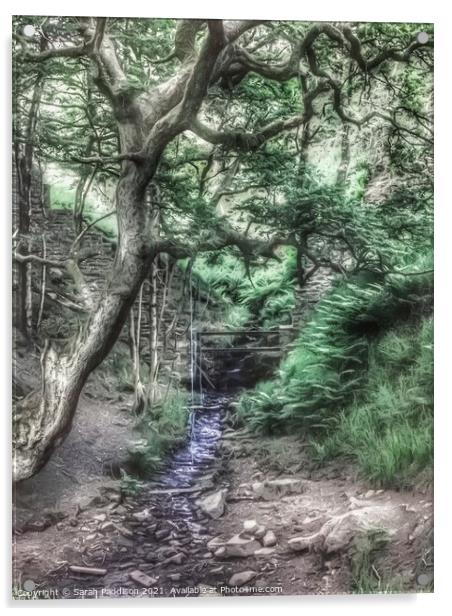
[12,16,433,598]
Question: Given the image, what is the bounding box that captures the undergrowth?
[191,247,297,330]
[350,529,408,593]
[236,257,433,487]
[126,390,189,477]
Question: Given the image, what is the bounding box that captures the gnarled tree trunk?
[13,170,152,481]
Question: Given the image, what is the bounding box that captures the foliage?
[127,390,189,477]
[350,529,408,594]
[237,258,433,486]
[312,315,433,487]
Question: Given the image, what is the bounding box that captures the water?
[134,391,229,532]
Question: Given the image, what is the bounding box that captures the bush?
[312,317,433,487]
[127,390,189,477]
[236,258,433,486]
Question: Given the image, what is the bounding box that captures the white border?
[1,1,451,613]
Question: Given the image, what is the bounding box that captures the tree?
[12,17,433,481]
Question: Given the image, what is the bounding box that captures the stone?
[262,530,277,547]
[214,547,226,558]
[207,536,224,550]
[254,547,276,557]
[93,513,107,522]
[196,489,227,519]
[210,566,225,574]
[252,478,304,501]
[364,490,375,499]
[254,525,267,539]
[100,521,114,532]
[132,509,152,522]
[155,528,170,541]
[168,573,182,582]
[243,520,259,534]
[228,571,257,587]
[289,503,404,555]
[129,570,158,587]
[225,534,261,557]
[164,553,186,566]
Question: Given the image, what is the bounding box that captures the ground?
[12,371,433,599]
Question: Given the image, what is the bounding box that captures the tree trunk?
[146,256,159,409]
[13,169,152,482]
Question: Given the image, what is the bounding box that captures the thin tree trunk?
[146,257,159,410]
[131,282,146,414]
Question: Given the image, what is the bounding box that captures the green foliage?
[350,529,407,594]
[192,247,297,330]
[237,259,433,486]
[312,316,433,488]
[127,390,189,477]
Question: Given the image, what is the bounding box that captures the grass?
[350,529,408,594]
[126,389,189,477]
[236,256,433,487]
[311,317,433,488]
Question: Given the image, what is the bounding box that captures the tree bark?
[13,169,152,481]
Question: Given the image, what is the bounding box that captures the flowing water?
[135,391,229,532]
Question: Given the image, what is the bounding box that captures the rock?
[207,536,224,550]
[69,565,107,576]
[288,535,316,552]
[129,570,158,587]
[168,573,182,582]
[93,513,107,523]
[155,528,170,541]
[252,478,304,501]
[364,490,375,499]
[100,521,114,532]
[210,566,225,574]
[243,520,259,534]
[163,553,186,566]
[254,547,276,557]
[288,503,404,555]
[228,571,257,587]
[225,534,261,557]
[254,525,267,539]
[214,547,226,558]
[132,509,152,522]
[196,489,227,519]
[262,530,277,547]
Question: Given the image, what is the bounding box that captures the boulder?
[196,489,227,519]
[252,478,304,501]
[262,530,277,547]
[288,504,404,555]
[228,570,257,587]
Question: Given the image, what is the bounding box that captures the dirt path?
[13,396,433,599]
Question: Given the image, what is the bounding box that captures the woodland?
[12,17,433,596]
